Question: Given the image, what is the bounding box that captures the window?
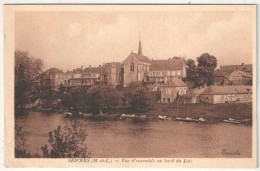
[130,63,134,72]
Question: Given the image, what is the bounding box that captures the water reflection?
[16,111,252,158]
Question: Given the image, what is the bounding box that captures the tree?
[197,53,217,86]
[185,59,200,87]
[15,50,44,112]
[86,85,121,114]
[41,120,90,158]
[125,84,154,113]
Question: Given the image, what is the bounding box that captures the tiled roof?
[202,85,252,95]
[44,68,63,74]
[83,67,101,73]
[235,70,252,78]
[164,78,187,87]
[102,62,122,69]
[220,64,252,73]
[150,58,185,71]
[131,52,150,63]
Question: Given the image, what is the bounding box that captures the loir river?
[16,111,252,158]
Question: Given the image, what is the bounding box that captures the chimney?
[241,63,244,66]
[99,65,101,68]
[81,65,83,70]
[89,65,91,68]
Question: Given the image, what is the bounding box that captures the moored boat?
[63,112,73,117]
[79,112,94,119]
[222,118,241,124]
[158,115,171,120]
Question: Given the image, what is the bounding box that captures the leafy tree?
[69,86,87,110]
[197,53,217,86]
[126,84,154,113]
[41,120,90,158]
[15,50,44,112]
[185,59,200,87]
[86,85,121,114]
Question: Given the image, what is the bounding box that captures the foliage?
[41,120,90,158]
[185,59,200,87]
[15,124,32,158]
[86,85,121,114]
[126,84,154,113]
[197,53,217,86]
[15,50,44,112]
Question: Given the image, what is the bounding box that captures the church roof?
[150,58,185,71]
[131,52,151,63]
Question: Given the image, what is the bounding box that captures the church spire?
[138,36,142,55]
[138,39,142,55]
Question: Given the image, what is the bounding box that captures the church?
[122,39,151,86]
[122,39,186,87]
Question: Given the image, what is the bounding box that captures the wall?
[123,53,150,86]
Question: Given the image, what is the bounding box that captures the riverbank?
[24,102,253,125]
[143,102,252,123]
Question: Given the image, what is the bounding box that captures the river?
[15,111,252,158]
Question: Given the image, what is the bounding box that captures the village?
[20,39,253,125]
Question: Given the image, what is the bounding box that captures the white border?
[0,1,259,171]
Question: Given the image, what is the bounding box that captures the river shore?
[24,102,253,125]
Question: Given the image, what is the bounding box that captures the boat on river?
[175,117,206,123]
[63,112,73,117]
[222,118,241,124]
[158,115,171,120]
[36,108,54,113]
[79,112,94,119]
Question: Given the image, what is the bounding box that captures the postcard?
[4,5,257,168]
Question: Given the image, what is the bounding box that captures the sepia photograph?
[3,4,257,168]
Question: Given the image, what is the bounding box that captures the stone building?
[122,40,151,86]
[161,78,188,103]
[200,85,252,104]
[228,70,252,85]
[100,62,123,86]
[39,68,64,91]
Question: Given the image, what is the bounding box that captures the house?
[200,85,252,104]
[213,69,229,85]
[67,66,101,87]
[220,63,252,76]
[228,70,252,85]
[100,62,123,86]
[122,39,151,86]
[147,57,186,83]
[161,78,188,103]
[39,68,64,91]
[186,87,208,104]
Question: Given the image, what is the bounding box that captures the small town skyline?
[15,10,253,71]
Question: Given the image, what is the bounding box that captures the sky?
[15,9,254,71]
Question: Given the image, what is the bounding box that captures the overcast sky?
[15,9,253,71]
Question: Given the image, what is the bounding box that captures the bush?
[15,124,32,158]
[41,120,91,158]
